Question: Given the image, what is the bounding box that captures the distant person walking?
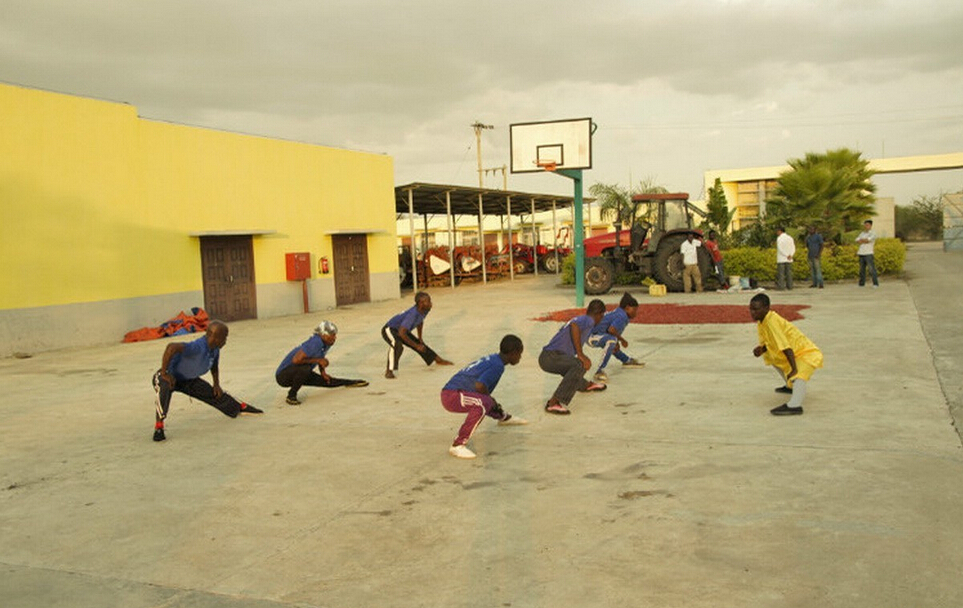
[805,226,825,289]
[856,219,879,288]
[382,291,453,378]
[775,227,795,290]
[680,233,703,293]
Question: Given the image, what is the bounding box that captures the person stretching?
[382,291,452,379]
[276,321,368,405]
[539,298,607,415]
[441,334,528,459]
[152,320,262,442]
[749,293,823,416]
[587,292,646,383]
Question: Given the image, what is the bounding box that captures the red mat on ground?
[533,303,809,325]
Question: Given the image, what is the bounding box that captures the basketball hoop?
[536,161,558,172]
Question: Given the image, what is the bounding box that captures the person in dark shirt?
[275,321,368,405]
[539,299,608,415]
[441,334,527,459]
[805,226,825,289]
[382,291,452,379]
[152,320,261,442]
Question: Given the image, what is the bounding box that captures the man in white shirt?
[855,219,879,287]
[775,227,796,290]
[680,233,703,293]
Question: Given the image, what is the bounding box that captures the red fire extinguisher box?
[285,252,311,281]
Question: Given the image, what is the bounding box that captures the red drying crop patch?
[533,303,810,325]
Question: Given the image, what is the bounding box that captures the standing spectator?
[539,299,608,415]
[805,226,825,289]
[775,227,795,290]
[152,320,262,442]
[441,334,527,460]
[704,230,727,289]
[856,219,879,288]
[382,291,453,378]
[276,321,368,406]
[680,233,703,293]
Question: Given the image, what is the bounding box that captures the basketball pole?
[555,168,585,307]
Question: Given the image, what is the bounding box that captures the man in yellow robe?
[750,293,823,415]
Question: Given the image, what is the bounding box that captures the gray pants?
[538,349,589,406]
[776,262,793,290]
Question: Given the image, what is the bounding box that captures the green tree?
[896,194,945,241]
[589,178,668,228]
[589,182,632,228]
[704,177,735,234]
[766,148,877,242]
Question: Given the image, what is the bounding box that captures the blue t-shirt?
[805,233,824,259]
[591,307,629,337]
[543,314,596,356]
[386,305,427,331]
[276,334,331,375]
[168,335,220,381]
[443,353,505,393]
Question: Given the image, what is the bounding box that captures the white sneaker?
[497,415,528,426]
[593,371,608,383]
[449,444,476,459]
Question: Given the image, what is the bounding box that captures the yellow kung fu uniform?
[757,310,823,385]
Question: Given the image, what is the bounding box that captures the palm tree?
[589,178,668,229]
[767,148,876,240]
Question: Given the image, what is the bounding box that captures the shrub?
[561,253,575,284]
[722,238,904,282]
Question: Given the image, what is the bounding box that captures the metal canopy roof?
[395,182,586,217]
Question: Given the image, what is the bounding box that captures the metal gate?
[944,193,963,251]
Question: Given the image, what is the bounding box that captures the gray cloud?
[1,0,961,203]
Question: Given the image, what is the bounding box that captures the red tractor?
[582,192,713,294]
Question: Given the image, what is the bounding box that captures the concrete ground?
[2,243,962,608]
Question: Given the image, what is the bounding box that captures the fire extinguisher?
[319,257,330,274]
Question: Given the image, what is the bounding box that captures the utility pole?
[471,121,494,188]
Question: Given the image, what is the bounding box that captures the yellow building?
[704,152,963,232]
[0,83,398,355]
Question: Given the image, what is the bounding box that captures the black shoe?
[153,428,166,442]
[240,403,264,415]
[770,404,803,416]
[285,397,301,405]
[346,380,369,388]
[774,386,793,394]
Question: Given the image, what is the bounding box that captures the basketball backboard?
[509,118,593,173]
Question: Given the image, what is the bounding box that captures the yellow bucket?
[649,284,667,296]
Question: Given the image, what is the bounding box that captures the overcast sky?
[2,0,962,205]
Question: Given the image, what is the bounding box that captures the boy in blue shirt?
[275,321,369,405]
[539,299,607,415]
[587,292,645,383]
[441,334,527,459]
[382,291,452,379]
[152,320,262,442]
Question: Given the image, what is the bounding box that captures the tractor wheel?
[541,254,560,274]
[654,235,687,292]
[512,259,531,275]
[584,257,615,295]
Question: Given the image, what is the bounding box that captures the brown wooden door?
[200,236,257,322]
[332,234,370,306]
